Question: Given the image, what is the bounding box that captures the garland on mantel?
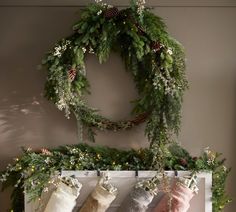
[0,143,231,212]
[42,0,188,160]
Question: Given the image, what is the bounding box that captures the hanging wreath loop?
[42,0,188,146]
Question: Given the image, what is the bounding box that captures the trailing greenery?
[42,0,188,157]
[0,143,231,212]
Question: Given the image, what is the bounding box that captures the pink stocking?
[153,181,194,212]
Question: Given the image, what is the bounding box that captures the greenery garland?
[42,0,188,154]
[0,143,231,212]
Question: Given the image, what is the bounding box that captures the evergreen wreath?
[42,0,188,152]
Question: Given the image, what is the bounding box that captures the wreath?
[42,0,188,148]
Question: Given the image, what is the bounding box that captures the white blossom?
[70,148,78,154]
[65,40,71,45]
[27,147,32,152]
[167,48,173,55]
[53,40,71,57]
[207,159,214,165]
[136,0,146,15]
[82,47,87,53]
[204,147,210,154]
[43,187,49,193]
[97,10,102,15]
[107,4,113,8]
[89,47,95,54]
[56,99,66,110]
[45,157,51,164]
[204,147,216,165]
[0,174,6,182]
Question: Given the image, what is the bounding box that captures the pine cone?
[179,158,188,166]
[151,41,162,52]
[104,7,119,18]
[135,23,145,35]
[117,9,127,19]
[131,112,150,125]
[68,68,77,81]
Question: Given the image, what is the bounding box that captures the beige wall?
[0,1,235,211]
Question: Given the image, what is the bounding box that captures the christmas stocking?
[79,172,118,212]
[153,174,198,212]
[118,174,161,212]
[44,176,82,212]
